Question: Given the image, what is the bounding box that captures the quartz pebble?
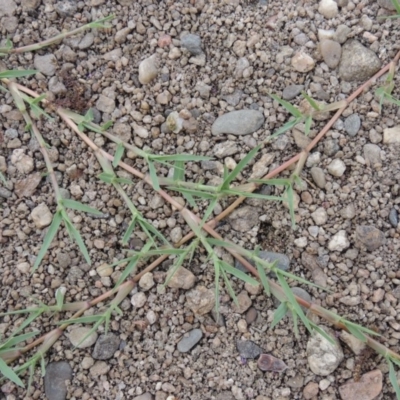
[327,159,346,177]
[291,52,315,73]
[320,40,341,68]
[318,0,339,18]
[328,230,350,252]
[138,54,158,84]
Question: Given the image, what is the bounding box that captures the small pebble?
[389,208,399,228]
[236,340,263,359]
[177,329,203,352]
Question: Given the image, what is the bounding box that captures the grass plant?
[1,15,400,399]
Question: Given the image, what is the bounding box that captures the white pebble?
[327,159,346,177]
[318,0,338,19]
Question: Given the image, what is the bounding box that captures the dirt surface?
[1,0,400,399]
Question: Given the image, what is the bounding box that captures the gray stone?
[338,40,381,82]
[0,187,12,199]
[3,16,18,32]
[222,90,243,106]
[96,95,115,114]
[334,24,351,44]
[181,34,202,55]
[92,333,120,360]
[320,40,342,69]
[344,114,361,136]
[282,85,304,100]
[389,208,398,228]
[0,0,16,16]
[214,141,239,158]
[31,203,52,228]
[228,206,259,232]
[324,139,340,156]
[236,340,263,359]
[54,0,77,17]
[378,0,396,10]
[177,328,203,352]
[44,362,72,400]
[310,167,326,189]
[307,326,344,376]
[211,110,265,136]
[57,252,71,269]
[34,54,57,76]
[355,225,386,252]
[363,144,381,165]
[133,394,153,400]
[235,57,250,78]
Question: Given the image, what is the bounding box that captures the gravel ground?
[1,0,400,399]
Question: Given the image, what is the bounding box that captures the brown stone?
[339,369,382,400]
[15,172,42,198]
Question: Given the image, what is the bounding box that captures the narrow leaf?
[270,117,302,139]
[304,115,312,136]
[256,261,270,297]
[147,161,160,191]
[63,216,91,265]
[221,261,259,286]
[220,265,238,305]
[388,359,400,400]
[113,142,125,168]
[345,323,367,342]
[62,199,102,215]
[33,211,62,270]
[270,93,303,117]
[301,91,320,110]
[122,218,137,245]
[0,70,37,79]
[0,358,24,387]
[271,302,288,329]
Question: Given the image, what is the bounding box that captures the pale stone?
[31,203,52,228]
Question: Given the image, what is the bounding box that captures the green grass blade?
[256,261,270,297]
[199,197,219,228]
[62,199,102,215]
[114,257,139,288]
[291,306,300,338]
[150,154,211,162]
[309,322,335,345]
[221,145,261,190]
[101,120,113,131]
[122,218,137,245]
[301,91,320,111]
[220,265,238,305]
[391,0,400,13]
[55,287,65,310]
[167,186,217,199]
[56,315,103,325]
[249,178,291,186]
[275,272,312,334]
[344,322,367,342]
[388,359,400,400]
[220,261,259,286]
[139,219,170,246]
[0,171,6,184]
[304,115,312,136]
[214,258,221,314]
[147,160,160,191]
[285,185,296,228]
[269,93,303,117]
[33,211,63,270]
[270,117,302,139]
[271,302,288,329]
[164,249,189,287]
[0,357,24,387]
[222,189,283,202]
[98,172,115,184]
[0,70,37,79]
[173,160,185,181]
[0,331,39,350]
[87,14,114,28]
[113,142,125,168]
[63,216,91,265]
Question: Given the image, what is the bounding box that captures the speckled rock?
[355,225,386,251]
[166,266,196,289]
[92,333,120,360]
[228,206,259,232]
[291,51,315,72]
[320,40,341,68]
[186,286,215,316]
[211,110,264,136]
[307,326,344,376]
[237,340,263,359]
[31,203,52,228]
[138,54,158,84]
[344,114,361,136]
[328,230,350,252]
[181,33,202,55]
[338,40,381,82]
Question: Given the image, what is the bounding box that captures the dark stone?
[355,225,386,252]
[92,333,120,360]
[236,340,263,359]
[177,329,203,352]
[389,208,398,228]
[44,362,72,400]
[235,251,290,275]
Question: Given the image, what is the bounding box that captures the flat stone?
[166,266,196,289]
[339,370,382,400]
[258,354,288,372]
[213,141,239,158]
[320,40,342,69]
[68,327,98,349]
[11,149,34,174]
[177,328,203,352]
[92,333,120,360]
[54,0,77,17]
[303,382,319,399]
[211,110,264,136]
[339,331,366,355]
[31,203,52,228]
[236,340,263,359]
[389,208,398,228]
[44,362,72,400]
[310,167,326,189]
[363,144,381,165]
[181,33,202,55]
[15,172,42,198]
[138,272,155,291]
[245,307,258,325]
[0,0,16,17]
[186,285,215,315]
[338,40,381,82]
[383,125,400,143]
[344,114,361,136]
[228,206,259,232]
[355,225,386,251]
[282,85,304,100]
[307,326,344,376]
